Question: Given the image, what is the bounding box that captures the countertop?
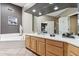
[25,33,79,47]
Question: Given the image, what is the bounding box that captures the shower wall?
[1,3,22,34]
[0,4,1,34]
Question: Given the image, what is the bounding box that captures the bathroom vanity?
[25,33,79,56]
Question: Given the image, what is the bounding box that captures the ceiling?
[12,3,36,11]
[12,3,26,7]
[25,3,77,16]
[46,8,77,16]
[46,8,68,16]
[23,3,36,10]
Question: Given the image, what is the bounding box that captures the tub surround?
[1,3,22,34]
[25,33,79,47]
[0,33,23,41]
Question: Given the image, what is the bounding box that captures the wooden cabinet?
[67,44,79,56]
[30,37,37,53]
[37,38,45,56]
[25,35,31,49]
[46,39,64,56]
[46,39,63,48]
[25,36,46,55]
[25,35,79,56]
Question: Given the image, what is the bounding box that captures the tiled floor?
[0,41,36,56]
[0,34,36,56]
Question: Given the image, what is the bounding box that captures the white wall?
[22,8,32,33]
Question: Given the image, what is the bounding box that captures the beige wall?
[70,15,77,34]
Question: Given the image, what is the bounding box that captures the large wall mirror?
[30,3,78,35]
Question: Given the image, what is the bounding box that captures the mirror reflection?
[31,3,78,36]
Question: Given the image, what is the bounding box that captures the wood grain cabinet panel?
[37,38,45,43]
[46,44,64,56]
[37,38,45,56]
[25,35,31,49]
[30,37,37,53]
[46,39,63,48]
[46,39,64,56]
[68,44,79,56]
[25,35,79,56]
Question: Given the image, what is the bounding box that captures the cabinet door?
[46,44,64,56]
[37,40,45,56]
[46,39,64,56]
[68,44,79,56]
[31,37,37,53]
[25,36,31,49]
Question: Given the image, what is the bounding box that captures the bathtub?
[0,33,24,41]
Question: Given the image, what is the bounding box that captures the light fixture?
[54,6,59,10]
[49,3,53,4]
[32,9,36,12]
[39,12,42,15]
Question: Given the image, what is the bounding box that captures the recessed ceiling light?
[39,12,42,15]
[54,6,59,10]
[32,9,36,12]
[49,3,53,4]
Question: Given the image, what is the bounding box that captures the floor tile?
[0,34,36,56]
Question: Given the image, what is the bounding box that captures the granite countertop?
[25,33,79,47]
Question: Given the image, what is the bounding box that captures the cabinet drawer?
[31,36,45,42]
[46,44,64,56]
[68,44,79,56]
[46,39,63,48]
[31,36,37,40]
[37,38,45,43]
